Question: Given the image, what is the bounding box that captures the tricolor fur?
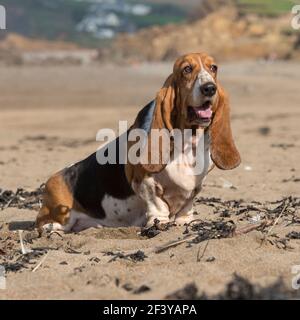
[36,53,241,233]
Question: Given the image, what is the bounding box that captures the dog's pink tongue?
[195,108,212,119]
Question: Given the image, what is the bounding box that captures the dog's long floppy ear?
[132,74,176,173]
[210,85,241,170]
[151,74,175,131]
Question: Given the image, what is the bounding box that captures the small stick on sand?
[32,252,49,273]
[266,204,288,236]
[197,240,209,262]
[2,197,14,211]
[18,230,32,255]
[155,234,198,253]
[233,220,270,236]
[260,203,288,246]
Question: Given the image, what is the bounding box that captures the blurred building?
[76,0,151,39]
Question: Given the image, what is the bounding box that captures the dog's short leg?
[145,197,170,227]
[174,199,195,226]
[35,173,74,234]
[134,176,170,227]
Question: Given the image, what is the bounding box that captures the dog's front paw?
[175,214,196,226]
[145,217,170,229]
[141,218,175,238]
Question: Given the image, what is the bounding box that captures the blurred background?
[0,0,299,196]
[1,1,300,299]
[0,0,299,65]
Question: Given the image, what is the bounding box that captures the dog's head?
[171,53,218,128]
[133,52,241,173]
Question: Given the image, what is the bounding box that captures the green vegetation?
[236,0,298,17]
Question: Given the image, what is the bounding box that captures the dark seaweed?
[141,218,175,238]
[0,185,44,211]
[166,274,300,300]
[103,250,147,263]
[184,219,236,244]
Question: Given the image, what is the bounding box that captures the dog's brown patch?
[35,172,75,232]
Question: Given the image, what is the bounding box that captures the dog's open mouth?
[187,101,212,123]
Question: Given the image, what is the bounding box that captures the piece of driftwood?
[155,220,271,254]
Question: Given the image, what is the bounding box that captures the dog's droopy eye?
[210,64,218,73]
[183,65,193,74]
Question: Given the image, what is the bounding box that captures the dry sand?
[0,61,299,299]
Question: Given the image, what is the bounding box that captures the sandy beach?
[0,61,299,299]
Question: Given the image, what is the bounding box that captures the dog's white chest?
[154,130,212,213]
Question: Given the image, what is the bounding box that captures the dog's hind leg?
[35,172,74,234]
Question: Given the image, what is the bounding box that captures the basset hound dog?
[35,52,241,233]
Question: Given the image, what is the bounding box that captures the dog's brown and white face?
[173,53,218,128]
[137,52,241,172]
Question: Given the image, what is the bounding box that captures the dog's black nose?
[200,82,217,97]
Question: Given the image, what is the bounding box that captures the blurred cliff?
[0,0,299,65]
[102,5,299,63]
